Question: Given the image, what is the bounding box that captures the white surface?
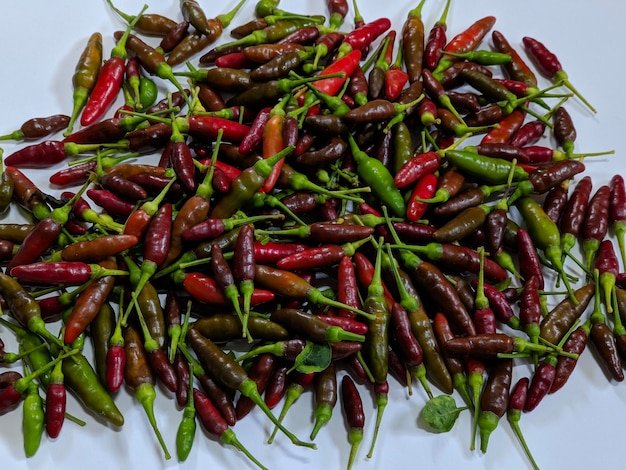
[0,1,624,469]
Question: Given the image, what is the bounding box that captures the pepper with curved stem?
[522,36,596,113]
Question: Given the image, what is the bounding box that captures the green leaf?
[421,395,468,433]
[291,341,332,374]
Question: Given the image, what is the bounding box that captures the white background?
[0,1,624,469]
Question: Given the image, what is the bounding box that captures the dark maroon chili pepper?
[449,273,476,313]
[173,352,190,409]
[524,354,557,412]
[519,275,542,347]
[522,36,596,113]
[395,246,476,337]
[390,302,424,368]
[99,173,148,202]
[510,119,546,148]
[559,175,592,256]
[0,114,70,142]
[553,106,577,157]
[550,321,590,394]
[87,188,135,218]
[277,25,320,45]
[157,20,190,54]
[235,353,276,420]
[233,224,256,327]
[475,143,529,162]
[472,248,497,335]
[582,185,611,271]
[341,374,365,470]
[463,103,504,127]
[178,340,237,426]
[125,122,173,154]
[609,174,626,267]
[6,184,90,271]
[476,280,520,330]
[516,228,545,290]
[264,360,289,409]
[423,0,451,71]
[594,239,620,313]
[211,243,247,340]
[295,136,348,168]
[590,285,624,382]
[507,377,540,470]
[543,182,569,224]
[192,388,269,469]
[477,358,513,453]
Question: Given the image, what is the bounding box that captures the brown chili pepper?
[540,283,595,345]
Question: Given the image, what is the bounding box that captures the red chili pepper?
[394,151,441,189]
[182,272,274,308]
[480,108,525,145]
[433,15,496,76]
[312,49,362,96]
[81,8,146,126]
[44,360,66,439]
[338,17,391,57]
[407,173,438,222]
[276,237,370,271]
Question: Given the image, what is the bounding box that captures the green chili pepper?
[138,76,158,109]
[22,375,45,457]
[516,196,577,303]
[445,149,529,185]
[348,135,406,217]
[176,372,196,462]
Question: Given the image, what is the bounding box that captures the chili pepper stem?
[366,391,388,458]
[135,383,171,460]
[239,378,315,448]
[507,411,540,470]
[220,429,269,470]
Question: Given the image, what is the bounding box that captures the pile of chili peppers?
[0,0,622,469]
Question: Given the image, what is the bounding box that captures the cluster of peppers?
[0,0,622,468]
